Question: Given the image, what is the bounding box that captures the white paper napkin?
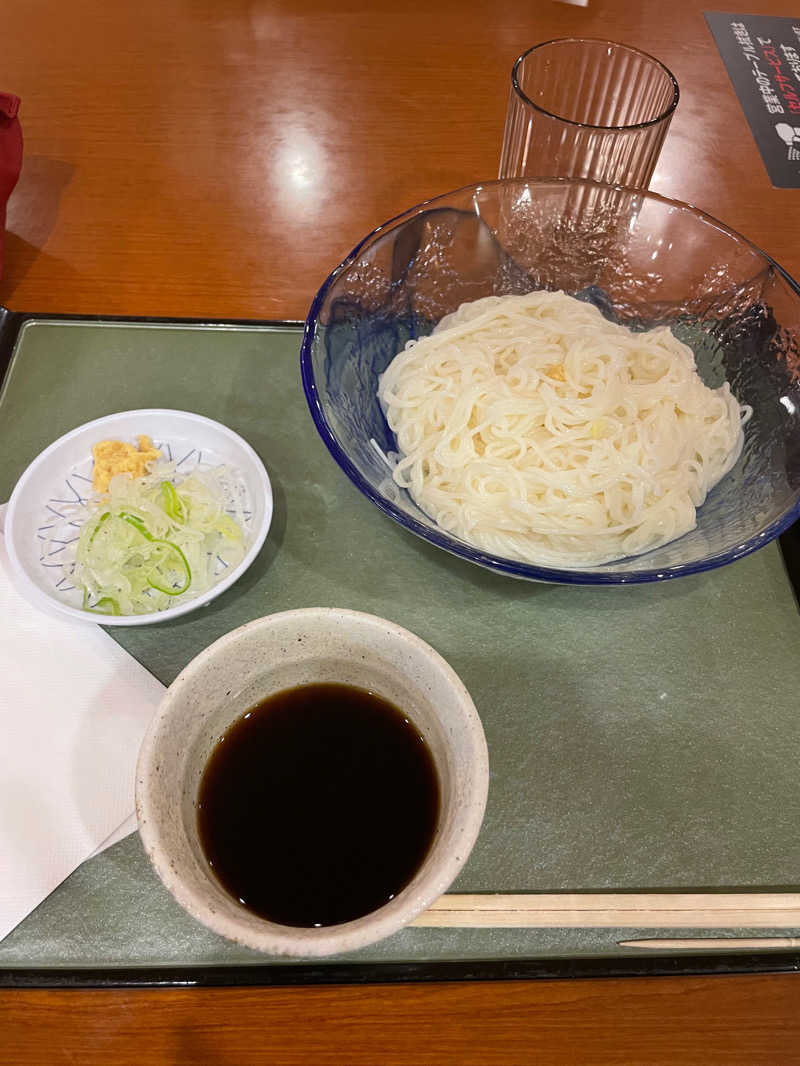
[0,507,165,942]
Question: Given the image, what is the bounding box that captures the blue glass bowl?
[301,179,800,584]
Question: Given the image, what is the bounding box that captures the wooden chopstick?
[411,893,800,929]
[618,937,800,950]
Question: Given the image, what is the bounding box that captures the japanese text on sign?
[706,11,800,185]
[730,21,800,117]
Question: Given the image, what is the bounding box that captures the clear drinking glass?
[498,39,679,188]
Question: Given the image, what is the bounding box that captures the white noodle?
[377,290,751,567]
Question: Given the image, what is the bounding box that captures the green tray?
[1,316,799,984]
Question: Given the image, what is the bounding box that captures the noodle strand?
[377,291,750,568]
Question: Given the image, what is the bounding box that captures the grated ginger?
[92,435,161,492]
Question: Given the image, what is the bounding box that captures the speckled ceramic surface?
[136,607,489,957]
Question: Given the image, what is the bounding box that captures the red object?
[0,93,22,281]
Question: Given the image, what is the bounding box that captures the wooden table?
[1,0,799,1061]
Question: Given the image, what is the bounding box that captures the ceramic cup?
[136,607,489,957]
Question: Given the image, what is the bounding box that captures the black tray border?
[1,308,799,988]
[2,951,800,988]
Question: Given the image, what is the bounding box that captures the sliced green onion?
[121,513,154,540]
[88,511,111,545]
[73,462,245,616]
[217,514,243,541]
[161,481,186,522]
[146,539,191,595]
[96,596,121,615]
[82,590,121,615]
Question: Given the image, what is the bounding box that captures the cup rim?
[136,607,490,957]
[511,37,680,132]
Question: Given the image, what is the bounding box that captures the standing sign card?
[706,12,800,188]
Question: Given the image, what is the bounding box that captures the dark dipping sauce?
[197,683,441,928]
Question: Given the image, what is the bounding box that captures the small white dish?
[136,607,489,957]
[4,409,273,626]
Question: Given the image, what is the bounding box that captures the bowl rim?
[135,606,490,957]
[300,176,800,585]
[510,39,680,132]
[4,408,273,623]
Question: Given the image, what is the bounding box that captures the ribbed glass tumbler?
[499,39,679,188]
